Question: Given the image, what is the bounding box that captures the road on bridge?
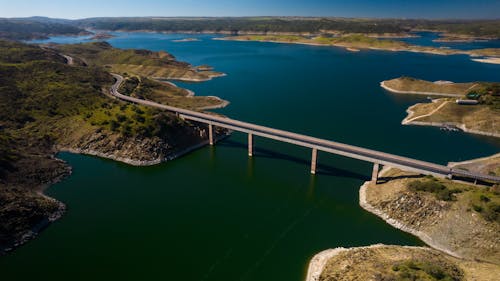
[109,73,500,184]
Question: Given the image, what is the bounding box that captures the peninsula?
[0,40,227,254]
[217,34,500,64]
[382,77,500,138]
[309,154,500,281]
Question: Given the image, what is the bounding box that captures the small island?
[172,38,200,42]
[381,77,500,138]
[89,32,115,40]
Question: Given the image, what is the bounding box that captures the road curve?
[109,73,500,183]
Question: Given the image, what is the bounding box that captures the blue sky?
[1,0,499,19]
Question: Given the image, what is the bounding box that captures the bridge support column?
[372,163,380,184]
[208,124,214,146]
[311,148,318,175]
[248,133,253,157]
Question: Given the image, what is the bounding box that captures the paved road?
[110,73,500,183]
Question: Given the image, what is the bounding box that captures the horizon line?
[3,15,500,21]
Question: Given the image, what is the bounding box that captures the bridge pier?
[248,133,253,157]
[208,124,214,145]
[311,148,318,175]
[372,163,380,184]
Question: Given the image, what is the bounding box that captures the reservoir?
[2,33,499,281]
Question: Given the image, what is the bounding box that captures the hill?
[0,18,88,40]
[0,40,225,254]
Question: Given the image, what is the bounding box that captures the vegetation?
[228,34,410,49]
[468,185,500,223]
[407,176,500,223]
[319,246,469,281]
[0,39,218,253]
[391,260,461,281]
[385,77,500,136]
[2,17,500,42]
[74,17,500,39]
[0,18,87,40]
[54,41,223,81]
[118,76,225,110]
[76,17,414,34]
[383,77,477,96]
[408,178,461,201]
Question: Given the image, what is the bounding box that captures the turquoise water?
[3,33,499,281]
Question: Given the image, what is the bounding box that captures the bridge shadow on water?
[217,139,370,182]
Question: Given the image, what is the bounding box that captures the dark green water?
[3,33,499,281]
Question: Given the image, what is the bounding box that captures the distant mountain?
[1,17,499,40]
[0,18,88,40]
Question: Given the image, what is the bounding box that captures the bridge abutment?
[311,148,318,175]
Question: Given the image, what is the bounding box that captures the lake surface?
[3,33,499,281]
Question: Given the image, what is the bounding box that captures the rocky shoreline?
[1,128,231,255]
[57,130,230,166]
[306,164,500,280]
[358,168,462,259]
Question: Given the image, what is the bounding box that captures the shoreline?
[358,167,463,259]
[305,244,434,281]
[380,81,463,97]
[57,131,231,167]
[471,57,500,65]
[402,101,500,138]
[215,37,500,65]
[403,120,500,138]
[2,131,231,255]
[153,79,229,109]
[154,72,227,83]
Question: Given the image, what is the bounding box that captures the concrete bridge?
[110,74,500,184]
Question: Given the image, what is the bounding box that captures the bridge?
[110,74,500,184]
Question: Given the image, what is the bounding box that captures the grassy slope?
[118,76,224,110]
[384,77,477,95]
[0,40,211,253]
[414,101,500,135]
[320,245,499,281]
[385,77,500,136]
[54,41,223,80]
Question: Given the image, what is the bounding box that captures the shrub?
[116,114,127,122]
[480,194,490,202]
[134,114,145,123]
[483,202,500,222]
[109,120,120,131]
[472,204,483,212]
[407,180,461,201]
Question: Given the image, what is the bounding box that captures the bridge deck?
[110,74,500,183]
